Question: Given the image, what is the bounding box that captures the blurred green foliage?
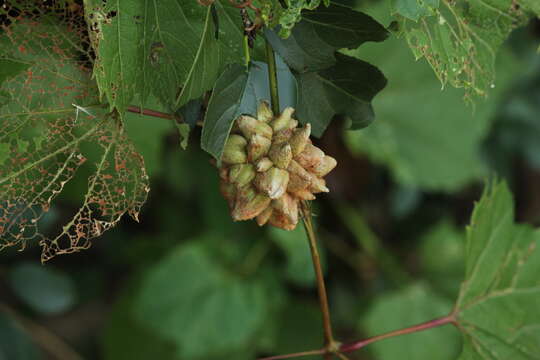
[1,1,540,360]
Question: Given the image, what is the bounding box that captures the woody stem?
[301,202,336,359]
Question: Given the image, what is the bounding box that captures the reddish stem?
[339,314,457,353]
[258,349,325,360]
[126,105,177,120]
[258,314,457,360]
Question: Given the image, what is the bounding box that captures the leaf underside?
[202,56,297,162]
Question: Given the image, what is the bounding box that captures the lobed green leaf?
[296,53,386,135]
[265,3,389,73]
[454,181,540,359]
[266,3,389,136]
[0,8,149,261]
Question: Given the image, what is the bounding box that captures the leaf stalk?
[126,105,178,121]
[265,38,280,114]
[243,35,251,69]
[339,314,456,353]
[259,313,457,360]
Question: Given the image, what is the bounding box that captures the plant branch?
[243,34,251,69]
[339,314,457,353]
[300,202,335,360]
[258,349,325,360]
[258,313,457,360]
[126,105,180,121]
[265,38,280,114]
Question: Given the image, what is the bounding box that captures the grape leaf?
[454,181,540,359]
[175,4,221,109]
[201,56,296,161]
[85,0,244,115]
[296,53,387,136]
[265,3,389,73]
[134,240,271,359]
[395,0,534,100]
[265,3,388,136]
[0,6,149,261]
[361,283,461,360]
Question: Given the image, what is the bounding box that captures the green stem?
[243,35,251,70]
[300,202,336,360]
[265,38,280,114]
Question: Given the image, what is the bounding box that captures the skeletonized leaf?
[0,6,149,261]
[396,0,534,100]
